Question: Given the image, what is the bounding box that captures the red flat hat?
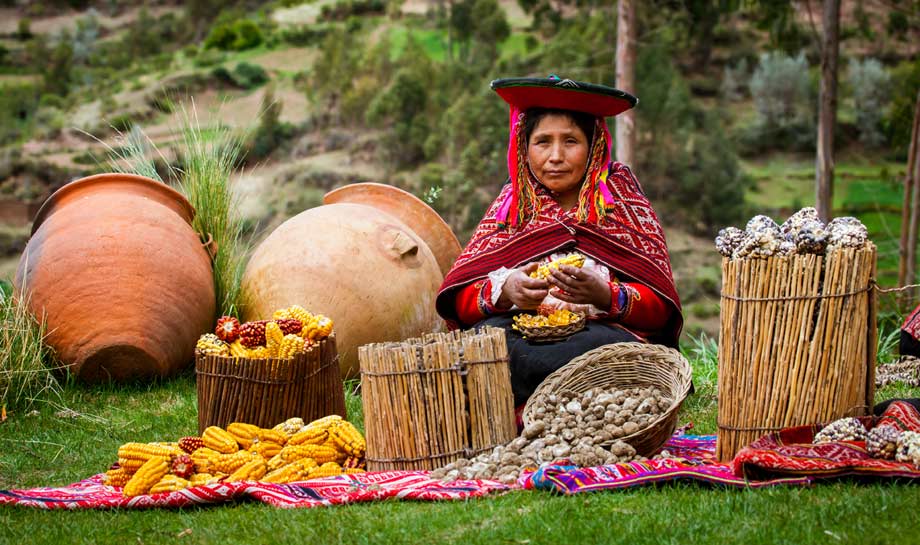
[491,76,637,117]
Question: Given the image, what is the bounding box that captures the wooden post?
[899,90,920,308]
[615,0,636,167]
[815,0,840,223]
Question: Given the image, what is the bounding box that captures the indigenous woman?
[436,76,683,409]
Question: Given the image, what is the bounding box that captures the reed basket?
[195,335,345,433]
[359,326,516,471]
[716,245,877,461]
[522,342,693,457]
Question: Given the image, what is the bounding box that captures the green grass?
[2,334,918,544]
[0,288,60,410]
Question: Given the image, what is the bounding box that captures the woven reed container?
[716,244,877,461]
[359,326,516,471]
[196,335,345,433]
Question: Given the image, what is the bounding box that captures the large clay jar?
[15,173,215,382]
[241,183,461,378]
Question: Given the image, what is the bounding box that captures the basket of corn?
[194,305,345,432]
[511,307,586,343]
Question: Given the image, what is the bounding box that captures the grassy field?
[1,335,918,545]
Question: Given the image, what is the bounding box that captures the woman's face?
[527,113,590,207]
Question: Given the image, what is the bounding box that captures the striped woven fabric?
[0,471,509,510]
[733,400,920,480]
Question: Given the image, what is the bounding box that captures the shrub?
[204,22,238,50]
[749,51,812,129]
[233,62,269,89]
[720,59,748,102]
[0,82,39,145]
[204,19,264,51]
[883,58,920,158]
[17,18,32,40]
[846,58,891,147]
[232,19,264,50]
[245,87,294,162]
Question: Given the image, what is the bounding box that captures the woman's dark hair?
[523,108,597,145]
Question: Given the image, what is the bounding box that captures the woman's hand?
[547,264,612,309]
[497,263,549,310]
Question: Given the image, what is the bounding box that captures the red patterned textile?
[0,471,508,510]
[732,401,920,480]
[902,303,920,341]
[437,167,682,346]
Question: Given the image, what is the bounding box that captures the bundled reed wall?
[716,245,877,461]
[359,327,516,471]
[196,336,345,432]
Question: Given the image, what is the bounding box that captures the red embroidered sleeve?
[605,281,671,331]
[454,279,503,327]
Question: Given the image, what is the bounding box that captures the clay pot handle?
[201,233,219,260]
[389,230,419,260]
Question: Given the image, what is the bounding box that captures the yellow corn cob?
[273,305,313,326]
[306,461,343,480]
[343,468,366,475]
[329,421,366,457]
[247,346,273,359]
[530,253,587,279]
[117,457,146,472]
[190,447,221,473]
[280,444,340,465]
[265,322,284,357]
[117,442,182,462]
[229,340,248,358]
[266,453,287,471]
[123,456,170,497]
[258,428,288,445]
[202,426,239,454]
[304,415,343,432]
[261,457,319,484]
[279,334,306,358]
[227,457,267,482]
[272,417,305,437]
[227,422,261,449]
[189,473,219,487]
[149,474,190,494]
[343,456,365,470]
[196,333,230,356]
[104,466,132,487]
[211,450,257,474]
[249,440,283,459]
[289,427,329,446]
[301,315,334,341]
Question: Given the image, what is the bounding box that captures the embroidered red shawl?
[436,161,682,347]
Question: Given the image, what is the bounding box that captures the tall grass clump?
[105,124,163,181]
[0,286,60,409]
[175,106,249,318]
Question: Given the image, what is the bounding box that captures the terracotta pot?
[323,183,461,277]
[15,173,215,382]
[242,184,460,378]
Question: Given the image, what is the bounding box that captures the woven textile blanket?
[0,471,508,510]
[522,434,810,493]
[733,400,920,480]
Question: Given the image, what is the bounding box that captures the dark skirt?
[473,314,641,406]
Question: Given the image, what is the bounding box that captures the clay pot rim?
[31,173,196,236]
[323,182,461,276]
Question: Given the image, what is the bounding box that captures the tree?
[615,0,636,166]
[899,91,920,307]
[815,0,840,222]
